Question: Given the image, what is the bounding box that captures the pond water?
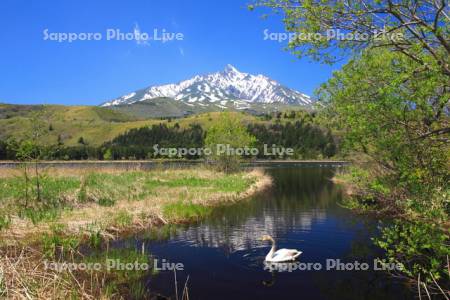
[114,166,412,299]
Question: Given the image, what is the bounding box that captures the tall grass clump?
[163,201,212,221]
[41,224,80,259]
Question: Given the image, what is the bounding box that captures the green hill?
[0,104,260,147]
[0,104,162,146]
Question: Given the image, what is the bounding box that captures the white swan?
[261,235,302,262]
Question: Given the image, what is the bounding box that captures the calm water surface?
[115,167,412,299]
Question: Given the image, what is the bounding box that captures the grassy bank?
[0,166,271,299]
[0,167,271,243]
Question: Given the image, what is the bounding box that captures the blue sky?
[0,0,343,105]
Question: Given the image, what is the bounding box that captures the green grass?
[0,214,11,230]
[113,210,133,227]
[76,247,152,299]
[87,227,103,249]
[21,207,61,224]
[0,175,81,201]
[0,175,81,223]
[0,104,160,146]
[162,201,213,221]
[209,174,255,192]
[159,173,255,221]
[98,197,116,206]
[41,224,81,258]
[162,173,254,193]
[0,168,258,230]
[82,248,150,282]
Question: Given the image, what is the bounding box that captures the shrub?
[374,221,450,286]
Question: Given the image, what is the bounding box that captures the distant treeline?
[248,122,336,158]
[0,121,336,160]
[103,123,205,160]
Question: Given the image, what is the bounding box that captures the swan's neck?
[267,238,276,258]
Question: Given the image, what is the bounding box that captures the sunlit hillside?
[0,104,262,146]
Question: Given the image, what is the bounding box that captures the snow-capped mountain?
[101,65,313,109]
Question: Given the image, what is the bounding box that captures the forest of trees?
[102,123,205,160]
[0,116,336,160]
[248,122,336,158]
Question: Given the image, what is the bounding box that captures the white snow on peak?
[102,65,312,107]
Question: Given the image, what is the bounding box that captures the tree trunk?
[34,160,41,202]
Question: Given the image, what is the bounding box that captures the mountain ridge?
[101,65,313,110]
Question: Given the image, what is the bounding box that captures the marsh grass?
[163,174,253,193]
[0,244,151,300]
[0,167,267,243]
[113,210,133,227]
[0,174,81,224]
[0,214,11,230]
[0,167,270,299]
[0,246,84,299]
[79,247,152,299]
[163,201,213,221]
[83,248,149,281]
[41,224,81,259]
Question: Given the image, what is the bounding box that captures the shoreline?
[0,168,273,246]
[0,159,349,165]
[331,174,398,217]
[0,167,273,299]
